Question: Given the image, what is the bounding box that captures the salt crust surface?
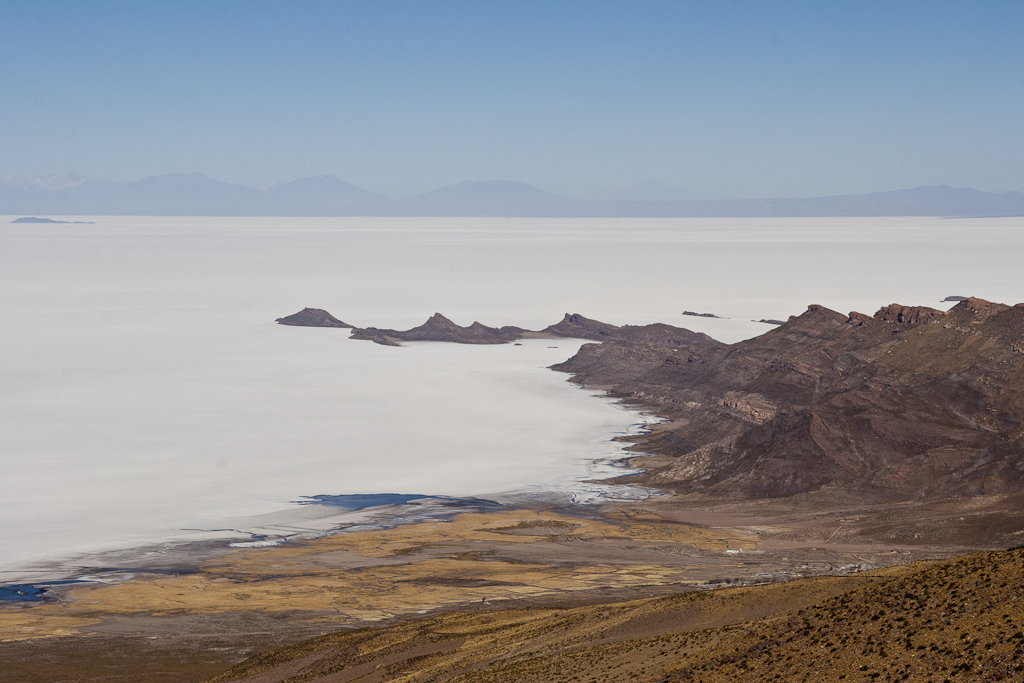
[2,216,1022,581]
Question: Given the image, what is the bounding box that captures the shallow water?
[2,215,1022,581]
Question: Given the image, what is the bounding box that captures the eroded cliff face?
[553,297,1024,502]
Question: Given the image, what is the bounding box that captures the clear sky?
[1,1,1021,198]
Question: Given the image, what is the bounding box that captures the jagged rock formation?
[275,307,353,328]
[351,313,526,345]
[553,297,1024,502]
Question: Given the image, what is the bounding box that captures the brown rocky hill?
[554,297,1024,502]
[203,547,1024,683]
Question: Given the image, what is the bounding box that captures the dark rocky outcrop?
[553,297,1024,502]
[275,308,354,328]
[872,303,947,325]
[541,313,622,341]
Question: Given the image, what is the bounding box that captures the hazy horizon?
[1,2,1021,199]
[7,170,1023,203]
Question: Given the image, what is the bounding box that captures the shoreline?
[1,399,663,592]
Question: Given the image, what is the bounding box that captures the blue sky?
[1,1,1021,198]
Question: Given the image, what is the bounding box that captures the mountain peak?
[425,312,456,326]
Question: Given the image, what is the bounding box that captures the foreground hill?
[203,546,1024,683]
[554,297,1024,503]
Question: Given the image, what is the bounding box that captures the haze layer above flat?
[1,1,1021,199]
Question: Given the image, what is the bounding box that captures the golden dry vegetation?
[0,509,757,643]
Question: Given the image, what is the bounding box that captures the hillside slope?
[204,547,1024,683]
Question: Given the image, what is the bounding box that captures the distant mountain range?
[2,172,1022,217]
[0,172,385,217]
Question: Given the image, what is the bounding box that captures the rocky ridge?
[276,309,720,348]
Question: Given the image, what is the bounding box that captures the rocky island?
[276,309,722,347]
[275,307,353,328]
